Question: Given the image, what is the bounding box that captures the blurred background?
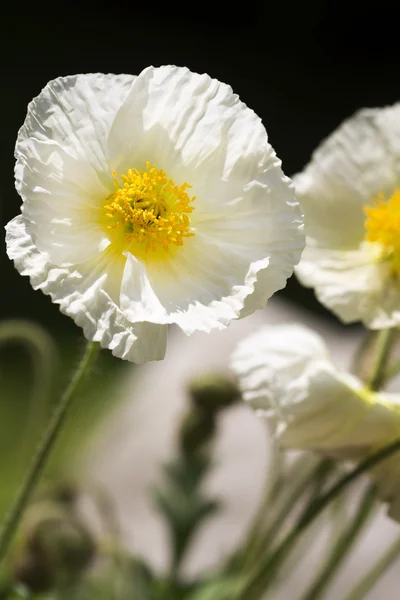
[2,2,400,598]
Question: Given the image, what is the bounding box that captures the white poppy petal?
[295,103,400,327]
[18,73,134,179]
[5,216,167,363]
[15,73,134,265]
[296,244,394,326]
[120,239,266,332]
[295,106,400,250]
[231,323,400,521]
[231,323,400,450]
[108,65,240,176]
[7,66,303,362]
[110,66,303,332]
[232,323,331,414]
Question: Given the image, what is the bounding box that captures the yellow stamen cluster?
[104,162,195,259]
[364,190,400,277]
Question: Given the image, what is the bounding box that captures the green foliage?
[186,577,247,600]
[155,453,219,576]
[0,325,127,522]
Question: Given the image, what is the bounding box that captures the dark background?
[2,1,399,334]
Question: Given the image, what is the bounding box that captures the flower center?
[104,162,195,259]
[364,189,400,277]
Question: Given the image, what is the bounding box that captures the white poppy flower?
[294,105,400,328]
[5,66,304,363]
[231,323,400,518]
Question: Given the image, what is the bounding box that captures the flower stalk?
[0,341,100,567]
[344,534,400,600]
[235,436,400,600]
[300,484,376,600]
[367,328,397,391]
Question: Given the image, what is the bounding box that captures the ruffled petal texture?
[295,105,400,328]
[5,216,167,363]
[16,73,135,266]
[231,323,400,520]
[7,66,304,362]
[110,66,304,332]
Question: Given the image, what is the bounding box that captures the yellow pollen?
[103,162,195,259]
[364,189,400,277]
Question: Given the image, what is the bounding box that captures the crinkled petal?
[108,65,239,178]
[15,73,134,266]
[5,216,167,363]
[295,104,400,327]
[231,323,400,451]
[295,106,400,251]
[121,213,301,336]
[120,239,270,333]
[296,244,400,328]
[277,366,400,451]
[232,323,400,523]
[109,66,303,331]
[193,153,304,320]
[8,66,305,355]
[231,323,330,401]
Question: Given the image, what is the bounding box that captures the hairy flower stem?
[351,329,375,378]
[0,341,100,567]
[300,484,376,600]
[368,328,397,391]
[0,320,57,460]
[237,458,334,575]
[235,436,400,600]
[344,534,400,600]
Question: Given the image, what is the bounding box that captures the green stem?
[235,436,400,600]
[0,341,100,567]
[233,453,308,573]
[298,459,336,525]
[0,320,57,459]
[300,484,376,600]
[344,534,400,600]
[351,330,375,378]
[240,458,335,587]
[260,458,334,559]
[275,485,348,589]
[382,359,400,383]
[367,328,397,391]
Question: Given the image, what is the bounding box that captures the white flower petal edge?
[6,216,167,363]
[16,73,135,266]
[107,65,304,333]
[231,323,400,519]
[297,245,400,328]
[294,105,400,328]
[7,66,304,362]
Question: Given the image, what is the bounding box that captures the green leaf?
[187,577,247,600]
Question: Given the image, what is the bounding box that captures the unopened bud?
[13,503,95,593]
[188,373,240,413]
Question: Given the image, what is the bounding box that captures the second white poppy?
[295,105,400,329]
[231,323,400,520]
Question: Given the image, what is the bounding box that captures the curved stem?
[351,330,375,378]
[235,436,400,600]
[367,328,397,391]
[344,534,400,600]
[0,320,57,461]
[383,359,400,384]
[300,484,376,600]
[0,341,100,567]
[232,452,299,573]
[240,458,335,588]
